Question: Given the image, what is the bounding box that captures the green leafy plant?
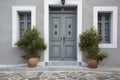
[79,27,107,61]
[16,28,46,60]
[87,53,107,61]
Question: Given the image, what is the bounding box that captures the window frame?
[93,7,118,48]
[12,6,36,47]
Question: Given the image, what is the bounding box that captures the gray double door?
[49,13,77,61]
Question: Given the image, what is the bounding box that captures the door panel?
[52,17,60,39]
[49,14,62,60]
[66,16,74,38]
[63,14,77,60]
[51,45,61,60]
[64,45,76,60]
[49,13,77,61]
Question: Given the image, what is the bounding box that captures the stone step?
[46,61,82,67]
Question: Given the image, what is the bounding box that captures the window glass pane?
[20,22,24,29]
[27,22,31,30]
[98,14,102,21]
[27,14,31,21]
[105,36,110,43]
[98,23,102,35]
[19,14,24,21]
[98,13,111,43]
[105,13,110,21]
[19,12,31,37]
[105,23,109,36]
[20,30,24,37]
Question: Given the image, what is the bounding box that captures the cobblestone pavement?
[0,70,120,80]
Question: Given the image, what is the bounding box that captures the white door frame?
[44,0,82,62]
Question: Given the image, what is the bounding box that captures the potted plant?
[79,27,107,68]
[16,28,46,68]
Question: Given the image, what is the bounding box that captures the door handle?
[63,36,65,44]
[61,35,65,45]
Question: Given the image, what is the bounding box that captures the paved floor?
[0,67,120,80]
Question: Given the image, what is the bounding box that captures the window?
[93,7,118,48]
[12,6,36,47]
[98,13,111,43]
[19,12,31,37]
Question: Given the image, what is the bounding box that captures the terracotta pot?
[88,59,99,69]
[28,58,39,68]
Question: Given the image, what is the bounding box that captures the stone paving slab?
[0,71,120,80]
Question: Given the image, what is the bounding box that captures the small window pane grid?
[98,13,111,43]
[19,12,31,37]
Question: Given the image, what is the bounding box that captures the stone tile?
[112,74,120,79]
[78,78,88,80]
[115,77,120,80]
[40,77,48,79]
[72,77,78,79]
[67,75,73,78]
[20,79,25,80]
[97,77,112,80]
[28,77,40,80]
[58,77,65,79]
[48,78,56,80]
[0,73,8,78]
[0,70,120,80]
[36,72,43,77]
[11,74,22,80]
[1,78,9,80]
